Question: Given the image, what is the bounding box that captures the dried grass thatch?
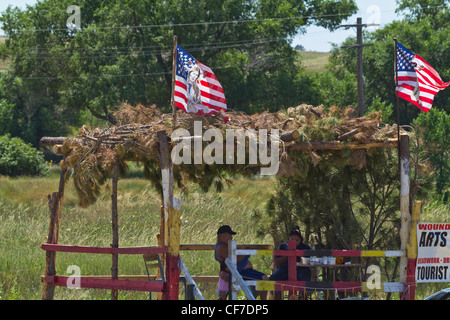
[52,103,399,207]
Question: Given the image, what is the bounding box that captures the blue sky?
[0,0,402,52]
[293,0,401,51]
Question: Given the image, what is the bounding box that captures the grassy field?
[0,37,10,71]
[0,167,275,300]
[0,166,448,300]
[297,50,331,73]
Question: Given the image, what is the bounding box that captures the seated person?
[214,225,268,299]
[269,226,312,300]
[217,261,229,300]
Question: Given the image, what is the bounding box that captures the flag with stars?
[174,45,227,117]
[396,42,449,113]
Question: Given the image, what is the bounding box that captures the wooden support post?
[158,130,173,248]
[156,205,165,300]
[228,239,238,300]
[166,197,181,300]
[169,198,182,257]
[287,240,296,297]
[111,161,119,300]
[405,200,421,300]
[399,134,410,299]
[158,130,180,300]
[186,284,195,300]
[41,193,60,300]
[42,166,66,300]
[339,17,377,117]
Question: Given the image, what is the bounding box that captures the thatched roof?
[41,103,400,207]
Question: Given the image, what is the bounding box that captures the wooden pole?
[399,134,410,299]
[228,240,238,300]
[111,161,119,300]
[41,193,60,300]
[287,240,296,297]
[158,130,180,300]
[287,139,398,152]
[158,130,173,248]
[405,200,421,300]
[171,35,178,129]
[339,18,376,117]
[156,205,165,300]
[41,165,67,300]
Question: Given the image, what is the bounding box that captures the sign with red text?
[416,222,450,283]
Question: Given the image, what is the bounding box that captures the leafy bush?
[0,134,48,176]
[413,109,449,201]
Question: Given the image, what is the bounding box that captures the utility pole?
[339,17,379,117]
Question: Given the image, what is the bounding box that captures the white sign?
[416,223,450,283]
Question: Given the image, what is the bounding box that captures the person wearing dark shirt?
[269,226,311,300]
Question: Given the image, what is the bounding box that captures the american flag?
[174,45,227,117]
[396,42,449,113]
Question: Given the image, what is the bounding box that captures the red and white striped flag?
[396,42,449,112]
[174,45,227,118]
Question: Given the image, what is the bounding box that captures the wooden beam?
[39,136,69,146]
[287,139,398,151]
[41,244,169,255]
[43,275,220,283]
[280,130,300,142]
[45,276,164,292]
[337,128,358,141]
[308,106,323,118]
[179,244,272,250]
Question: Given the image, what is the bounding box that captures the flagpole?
[171,35,178,129]
[394,37,402,174]
[394,38,400,144]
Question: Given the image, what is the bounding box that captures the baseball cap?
[217,225,237,235]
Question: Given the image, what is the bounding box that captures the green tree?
[257,148,400,250]
[0,0,357,145]
[321,0,449,208]
[0,134,49,176]
[413,109,450,201]
[327,0,449,124]
[254,147,401,297]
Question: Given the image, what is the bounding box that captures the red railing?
[41,243,168,292]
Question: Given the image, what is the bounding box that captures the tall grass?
[0,168,447,300]
[0,168,274,300]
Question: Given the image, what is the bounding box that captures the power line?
[4,4,448,34]
[20,71,169,80]
[20,37,287,55]
[18,54,299,80]
[7,12,353,33]
[24,38,287,60]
